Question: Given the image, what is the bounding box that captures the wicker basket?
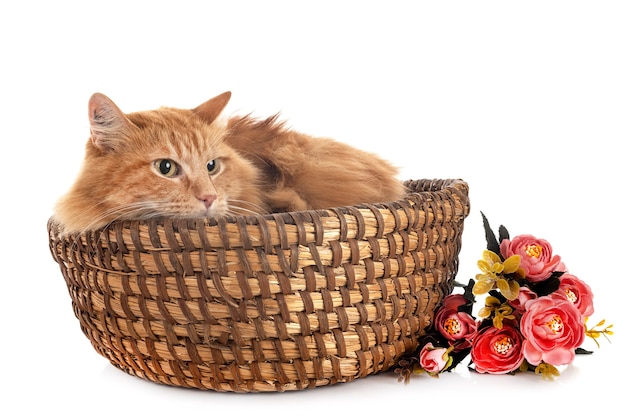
[48,179,470,392]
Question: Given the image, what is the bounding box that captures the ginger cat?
[54,92,406,234]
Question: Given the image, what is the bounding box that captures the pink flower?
[471,324,525,374]
[555,260,568,273]
[500,234,562,282]
[555,273,594,318]
[520,296,585,366]
[434,295,477,350]
[509,286,537,312]
[419,342,452,374]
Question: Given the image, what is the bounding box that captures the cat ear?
[192,91,232,125]
[88,93,132,152]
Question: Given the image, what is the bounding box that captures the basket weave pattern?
[48,179,470,392]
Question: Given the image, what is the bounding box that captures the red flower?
[471,324,525,374]
[520,296,586,366]
[500,234,561,282]
[434,295,477,350]
[555,273,594,318]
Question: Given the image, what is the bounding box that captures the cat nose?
[198,194,217,209]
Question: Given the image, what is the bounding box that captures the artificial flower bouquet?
[396,213,613,381]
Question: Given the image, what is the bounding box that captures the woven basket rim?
[48,178,468,233]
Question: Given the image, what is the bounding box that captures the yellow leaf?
[485,296,501,307]
[509,280,520,299]
[502,254,521,274]
[519,360,529,373]
[477,260,491,273]
[473,280,494,295]
[483,250,501,263]
[477,307,492,319]
[497,278,510,293]
[497,278,519,300]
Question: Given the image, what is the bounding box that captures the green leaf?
[488,289,507,303]
[463,279,477,306]
[575,347,594,355]
[481,212,501,255]
[447,347,471,371]
[532,275,561,297]
[498,225,510,242]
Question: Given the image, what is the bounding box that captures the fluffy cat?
[54,92,406,234]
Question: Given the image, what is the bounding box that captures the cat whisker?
[225,207,260,217]
[71,201,167,233]
[227,199,269,216]
[72,200,198,249]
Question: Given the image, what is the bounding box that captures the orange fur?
[54,92,406,233]
[224,114,406,212]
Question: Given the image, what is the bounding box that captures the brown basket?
[48,179,470,392]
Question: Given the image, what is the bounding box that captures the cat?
[53,91,407,234]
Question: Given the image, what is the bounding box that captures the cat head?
[54,92,266,234]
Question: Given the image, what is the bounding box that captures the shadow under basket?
[48,179,470,392]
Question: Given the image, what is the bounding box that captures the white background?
[1,1,624,415]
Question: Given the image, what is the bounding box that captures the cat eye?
[207,159,221,175]
[154,159,180,177]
